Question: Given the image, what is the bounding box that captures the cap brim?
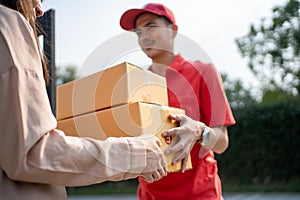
[120,9,148,31]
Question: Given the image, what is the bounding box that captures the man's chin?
[143,47,152,52]
[143,48,154,57]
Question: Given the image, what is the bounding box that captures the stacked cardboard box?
[56,62,192,172]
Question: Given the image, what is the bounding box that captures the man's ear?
[172,24,178,31]
[172,24,178,37]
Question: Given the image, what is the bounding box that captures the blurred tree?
[261,87,296,105]
[222,74,257,109]
[236,0,300,95]
[56,65,78,85]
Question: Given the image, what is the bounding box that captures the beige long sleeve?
[0,5,149,199]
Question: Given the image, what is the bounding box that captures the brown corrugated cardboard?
[57,102,192,172]
[56,62,168,120]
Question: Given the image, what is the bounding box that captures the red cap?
[120,3,176,31]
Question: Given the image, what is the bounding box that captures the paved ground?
[68,192,300,200]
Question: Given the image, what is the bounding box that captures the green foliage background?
[216,97,300,191]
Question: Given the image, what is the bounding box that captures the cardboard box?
[57,102,192,172]
[56,62,168,120]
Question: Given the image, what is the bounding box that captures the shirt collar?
[169,54,185,72]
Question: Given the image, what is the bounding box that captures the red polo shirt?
[138,54,236,200]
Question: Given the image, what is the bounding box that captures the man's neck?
[151,53,175,76]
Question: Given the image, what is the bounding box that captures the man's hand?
[161,114,205,172]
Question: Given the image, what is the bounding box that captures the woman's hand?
[162,114,205,172]
[138,134,167,182]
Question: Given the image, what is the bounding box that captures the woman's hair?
[0,0,49,85]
